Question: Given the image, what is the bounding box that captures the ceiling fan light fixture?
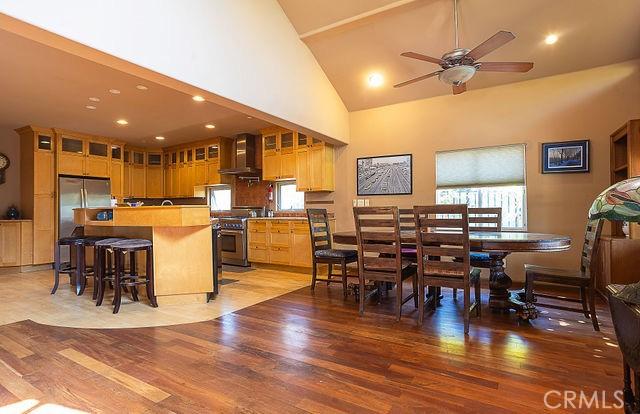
[438,65,476,85]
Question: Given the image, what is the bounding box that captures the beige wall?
[332,60,640,281]
[0,0,349,144]
[0,129,21,216]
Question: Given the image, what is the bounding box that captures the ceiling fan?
[394,0,534,94]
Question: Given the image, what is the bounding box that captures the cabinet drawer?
[292,221,309,232]
[248,231,267,245]
[269,222,290,233]
[269,231,290,247]
[269,246,290,265]
[248,244,268,263]
[248,221,267,232]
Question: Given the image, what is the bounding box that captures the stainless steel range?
[218,207,265,266]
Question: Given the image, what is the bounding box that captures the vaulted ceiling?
[278,0,640,111]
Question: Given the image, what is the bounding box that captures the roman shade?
[436,144,526,189]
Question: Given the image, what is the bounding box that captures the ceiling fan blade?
[452,83,467,95]
[394,71,441,88]
[400,52,443,65]
[466,31,515,61]
[477,62,534,72]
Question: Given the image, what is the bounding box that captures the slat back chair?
[524,218,604,331]
[414,205,481,334]
[451,207,502,297]
[353,206,417,320]
[399,208,418,260]
[468,207,502,233]
[307,209,357,297]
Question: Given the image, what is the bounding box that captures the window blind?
[436,144,526,189]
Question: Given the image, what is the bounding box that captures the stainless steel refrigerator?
[58,176,111,262]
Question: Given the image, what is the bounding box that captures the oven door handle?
[221,230,245,235]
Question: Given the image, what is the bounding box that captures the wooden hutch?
[596,119,640,296]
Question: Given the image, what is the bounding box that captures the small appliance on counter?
[5,205,19,220]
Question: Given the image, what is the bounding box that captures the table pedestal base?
[489,253,539,320]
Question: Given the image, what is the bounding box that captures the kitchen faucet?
[161,200,173,206]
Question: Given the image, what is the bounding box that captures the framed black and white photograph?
[357,154,412,196]
[541,140,590,173]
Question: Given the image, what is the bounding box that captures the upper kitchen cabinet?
[15,126,55,264]
[110,142,124,200]
[54,129,111,178]
[261,128,335,192]
[261,129,295,181]
[130,148,146,198]
[296,136,334,192]
[146,151,163,198]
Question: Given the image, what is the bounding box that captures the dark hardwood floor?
[0,284,622,413]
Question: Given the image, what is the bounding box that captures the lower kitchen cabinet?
[247,219,332,267]
[0,221,33,267]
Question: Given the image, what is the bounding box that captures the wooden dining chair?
[414,205,481,334]
[399,208,418,261]
[524,218,603,331]
[353,206,417,321]
[307,209,358,298]
[452,207,502,297]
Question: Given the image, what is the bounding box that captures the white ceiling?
[0,29,272,148]
[278,0,640,111]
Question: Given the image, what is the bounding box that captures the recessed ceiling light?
[155,136,165,140]
[109,89,121,94]
[247,116,253,119]
[85,105,96,110]
[136,85,148,90]
[544,33,559,45]
[205,124,215,129]
[116,119,128,125]
[192,95,205,102]
[368,73,384,88]
[88,97,100,102]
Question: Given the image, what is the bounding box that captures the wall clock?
[0,153,9,185]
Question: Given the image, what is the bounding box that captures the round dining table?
[332,230,572,319]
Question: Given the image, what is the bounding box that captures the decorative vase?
[5,205,19,220]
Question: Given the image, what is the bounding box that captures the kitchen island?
[74,206,213,305]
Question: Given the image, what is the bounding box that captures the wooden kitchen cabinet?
[290,221,312,267]
[110,143,124,200]
[55,130,111,178]
[145,152,163,198]
[0,220,34,267]
[261,128,335,192]
[85,140,110,177]
[15,126,55,264]
[261,130,296,181]
[247,219,324,267]
[296,138,334,192]
[130,149,146,197]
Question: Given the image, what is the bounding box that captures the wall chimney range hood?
[219,133,261,178]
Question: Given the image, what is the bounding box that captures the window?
[276,181,304,211]
[208,185,231,211]
[435,144,527,230]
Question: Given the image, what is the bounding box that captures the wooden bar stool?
[52,236,85,294]
[111,239,158,314]
[93,237,128,305]
[52,235,109,295]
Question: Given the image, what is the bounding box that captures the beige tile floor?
[0,266,311,329]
